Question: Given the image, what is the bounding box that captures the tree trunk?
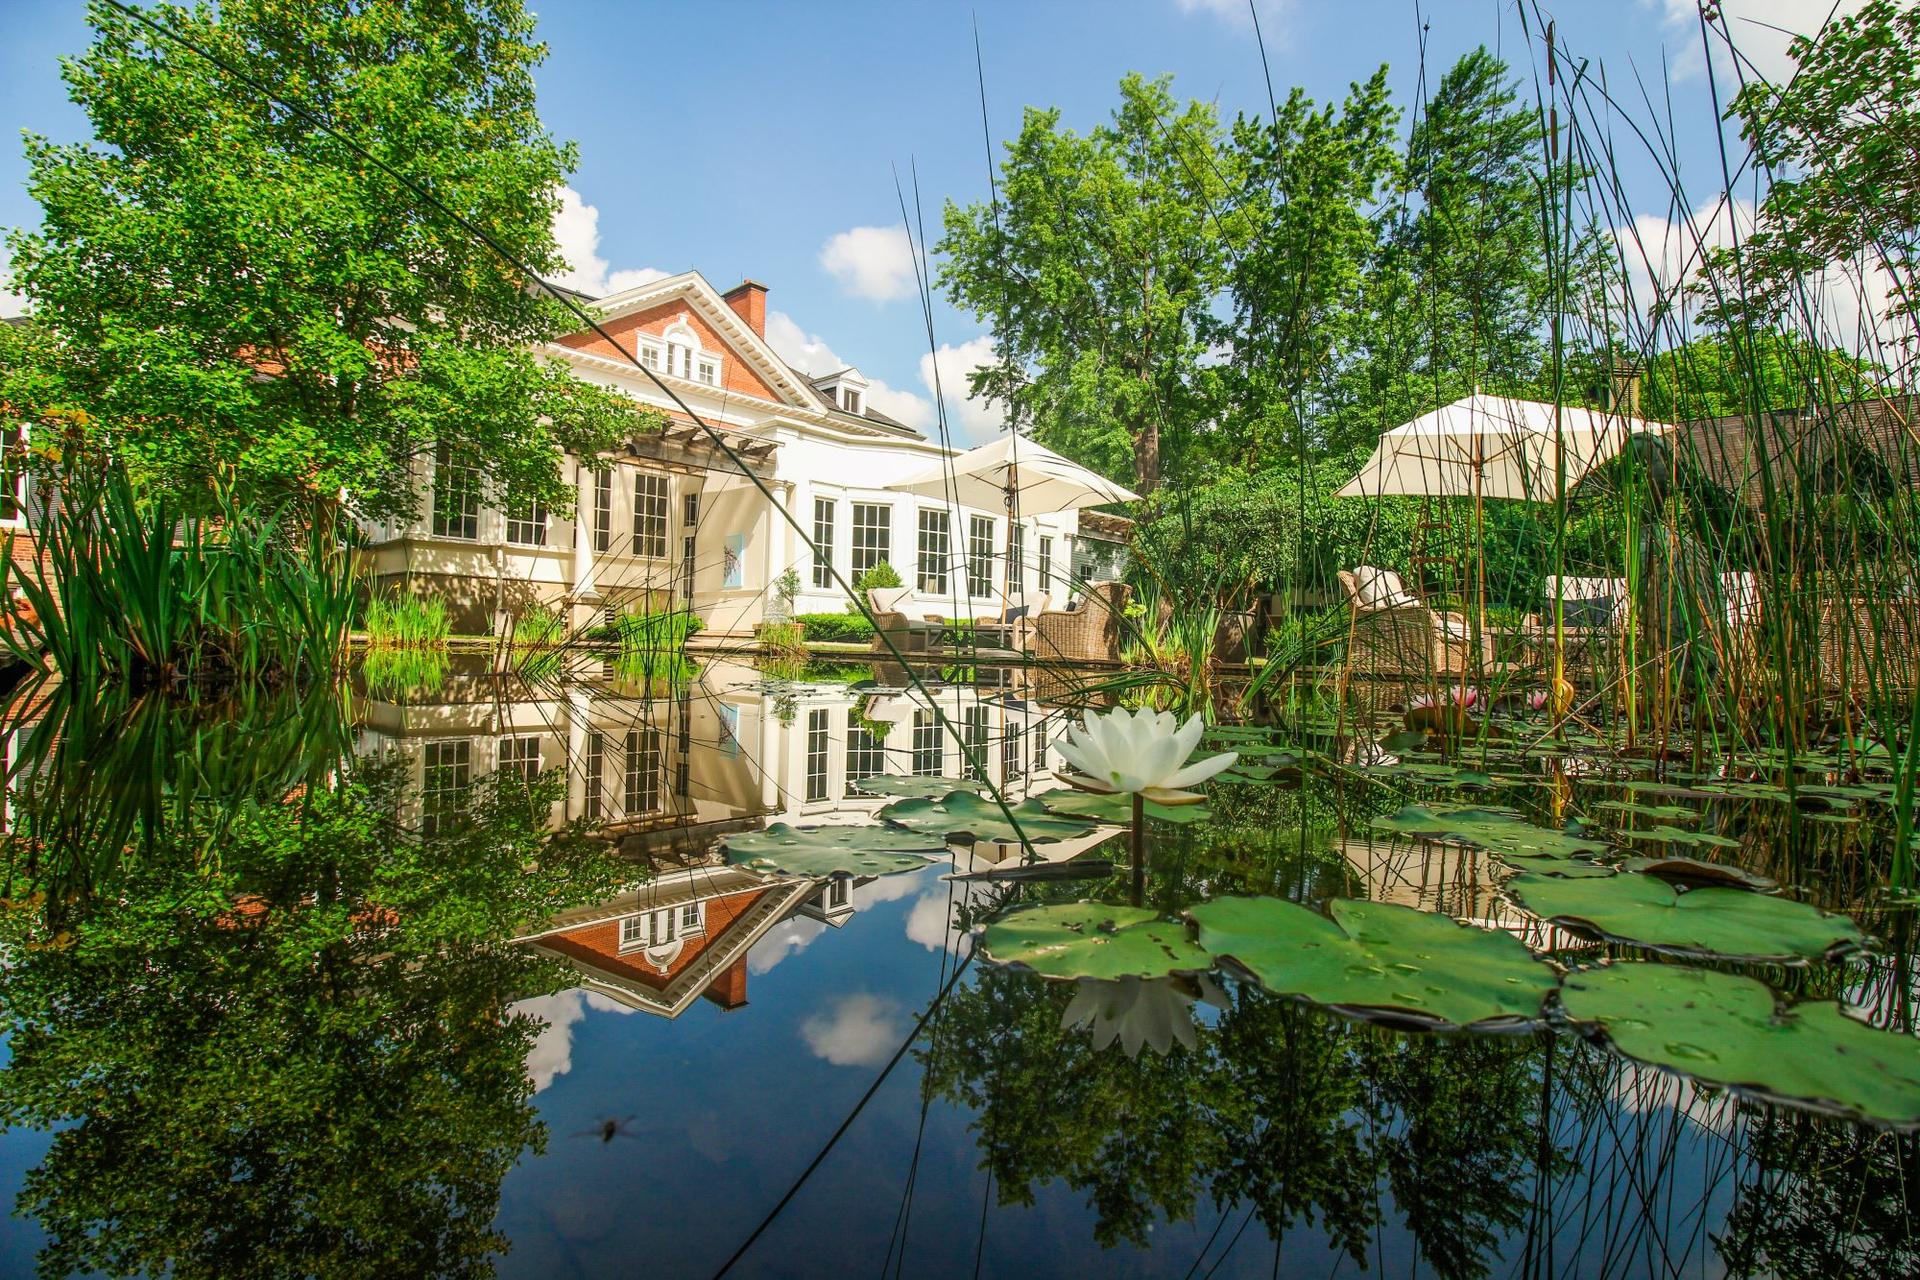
[1133,414,1161,495]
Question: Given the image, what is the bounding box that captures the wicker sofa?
[865,587,943,655]
[1337,567,1491,678]
[1020,580,1131,665]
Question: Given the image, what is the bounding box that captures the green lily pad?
[881,791,1096,844]
[1595,800,1701,822]
[724,822,946,877]
[849,774,988,800]
[980,901,1210,980]
[1620,857,1777,892]
[1619,825,1741,848]
[1507,873,1865,962]
[1372,804,1608,860]
[1033,788,1212,825]
[1186,895,1558,1031]
[1560,963,1920,1128]
[1505,855,1618,879]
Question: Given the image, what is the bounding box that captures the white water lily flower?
[1052,707,1237,805]
[1060,973,1229,1058]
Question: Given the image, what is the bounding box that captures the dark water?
[0,655,1911,1278]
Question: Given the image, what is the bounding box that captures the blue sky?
[0,1,1856,441]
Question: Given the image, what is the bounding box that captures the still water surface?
[0,655,1910,1277]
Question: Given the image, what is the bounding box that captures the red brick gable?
[557,301,788,405]
[538,885,768,992]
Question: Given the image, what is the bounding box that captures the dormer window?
[841,387,861,414]
[814,367,871,418]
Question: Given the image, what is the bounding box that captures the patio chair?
[1519,576,1625,673]
[1021,580,1130,665]
[1337,566,1491,678]
[866,587,943,655]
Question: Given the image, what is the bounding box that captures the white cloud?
[819,224,919,303]
[1654,0,1868,86]
[549,185,668,298]
[764,308,936,430]
[512,988,635,1093]
[1613,195,1756,320]
[920,335,1005,441]
[748,914,827,975]
[800,992,905,1067]
[1174,0,1293,34]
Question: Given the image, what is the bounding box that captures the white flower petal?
[1162,750,1238,790]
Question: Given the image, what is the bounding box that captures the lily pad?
[881,791,1097,844]
[1372,804,1608,860]
[724,822,947,877]
[1507,873,1865,962]
[1620,857,1777,892]
[1618,825,1740,849]
[980,902,1209,980]
[1504,855,1617,879]
[1033,788,1212,825]
[1185,895,1558,1031]
[1560,963,1920,1128]
[850,774,988,800]
[1594,800,1701,822]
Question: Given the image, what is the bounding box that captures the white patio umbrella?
[1335,394,1672,674]
[892,433,1139,597]
[1335,393,1671,502]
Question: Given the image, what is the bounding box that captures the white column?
[563,685,591,822]
[569,458,600,630]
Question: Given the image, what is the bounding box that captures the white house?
[361,271,1125,635]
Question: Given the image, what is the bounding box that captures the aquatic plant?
[980,901,1210,981]
[364,592,450,649]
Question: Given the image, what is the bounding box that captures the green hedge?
[796,612,874,643]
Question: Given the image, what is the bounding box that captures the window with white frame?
[619,908,695,952]
[681,534,696,599]
[1038,536,1053,588]
[584,731,605,821]
[681,901,704,931]
[431,443,480,540]
[619,913,647,949]
[916,509,950,594]
[1004,722,1024,781]
[805,708,830,802]
[624,728,661,815]
[823,877,850,910]
[497,735,540,783]
[841,386,862,414]
[696,357,719,386]
[1009,523,1026,593]
[639,341,662,372]
[504,492,549,546]
[1032,722,1049,775]
[812,497,836,589]
[912,710,943,776]
[967,515,995,598]
[851,503,890,577]
[421,740,471,836]
[846,710,887,796]
[683,491,700,526]
[964,705,988,780]
[593,469,612,553]
[633,472,669,558]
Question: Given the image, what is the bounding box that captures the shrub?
[796,612,875,644]
[846,561,904,612]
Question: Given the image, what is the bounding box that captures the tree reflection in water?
[0,681,631,1279]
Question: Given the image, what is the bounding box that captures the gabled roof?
[1680,393,1920,505]
[573,270,831,414]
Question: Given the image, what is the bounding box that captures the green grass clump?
[364,593,450,649]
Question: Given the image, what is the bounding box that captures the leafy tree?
[4,0,649,522]
[1638,332,1894,422]
[938,74,1235,493]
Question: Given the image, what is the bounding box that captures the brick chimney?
[721,279,768,338]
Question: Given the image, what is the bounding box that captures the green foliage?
[850,561,903,596]
[795,612,876,644]
[2,459,357,686]
[3,0,652,522]
[980,902,1211,981]
[1507,870,1867,963]
[364,592,450,649]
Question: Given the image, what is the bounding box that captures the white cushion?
[1354,565,1418,609]
[868,586,912,615]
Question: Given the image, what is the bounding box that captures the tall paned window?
[421,740,471,836]
[431,443,480,540]
[916,510,950,594]
[624,728,661,815]
[504,493,549,546]
[497,735,540,783]
[584,731,605,821]
[681,535,696,599]
[593,469,613,553]
[633,472,669,558]
[964,705,989,781]
[846,709,887,797]
[812,498,836,588]
[912,710,943,776]
[804,709,830,802]
[1004,723,1024,781]
[967,515,995,599]
[1009,524,1026,594]
[1032,722,1049,775]
[851,503,890,576]
[1038,536,1053,589]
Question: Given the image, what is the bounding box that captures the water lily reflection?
[1060,973,1227,1057]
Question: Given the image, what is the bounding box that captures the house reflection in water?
[356,656,1077,1018]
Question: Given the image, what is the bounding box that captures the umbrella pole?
[1003,461,1018,605]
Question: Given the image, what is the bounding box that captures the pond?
[0,653,1912,1278]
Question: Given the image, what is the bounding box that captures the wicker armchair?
[1338,568,1490,678]
[1021,580,1131,665]
[866,587,942,655]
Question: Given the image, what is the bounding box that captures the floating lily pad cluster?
[1372,804,1608,861]
[1505,872,1863,962]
